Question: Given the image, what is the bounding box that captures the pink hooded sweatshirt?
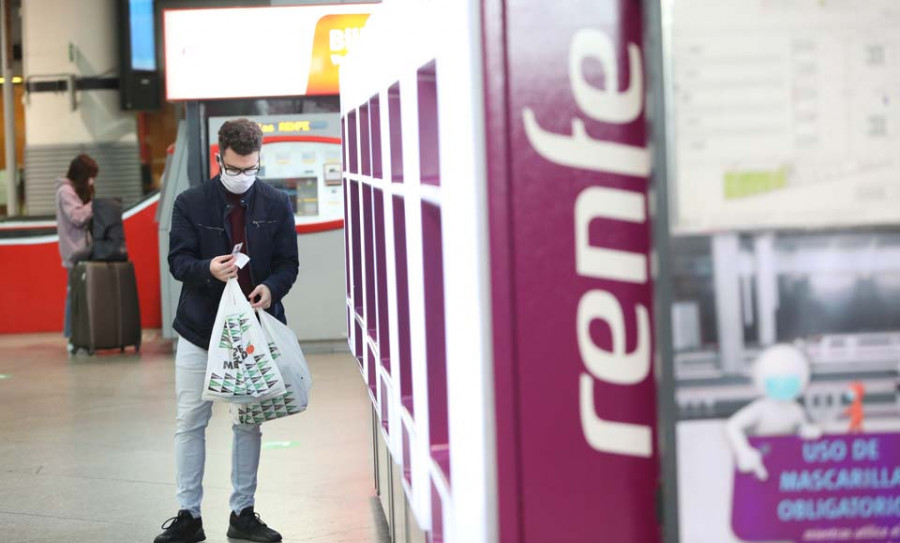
[55,177,93,268]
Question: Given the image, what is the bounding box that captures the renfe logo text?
[522,28,653,458]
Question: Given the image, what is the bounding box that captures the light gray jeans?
[175,336,261,518]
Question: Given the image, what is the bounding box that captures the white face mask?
[220,170,256,194]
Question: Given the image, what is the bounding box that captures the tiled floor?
[0,331,390,543]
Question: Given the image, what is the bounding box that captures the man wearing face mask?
[158,119,298,543]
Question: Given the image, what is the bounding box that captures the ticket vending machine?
[206,111,347,345]
[208,114,344,231]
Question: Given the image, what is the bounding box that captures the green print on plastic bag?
[219,312,253,346]
[218,312,258,371]
[268,342,281,360]
[207,310,278,397]
[236,384,301,423]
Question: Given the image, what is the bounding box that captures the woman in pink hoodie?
[55,154,97,350]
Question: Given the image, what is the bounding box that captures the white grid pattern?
[340,3,496,542]
[342,59,444,538]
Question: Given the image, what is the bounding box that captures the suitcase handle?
[109,262,123,348]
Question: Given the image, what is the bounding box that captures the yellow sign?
[257,121,312,134]
[280,121,311,133]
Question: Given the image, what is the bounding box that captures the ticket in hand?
[231,243,250,269]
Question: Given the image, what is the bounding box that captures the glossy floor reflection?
[0,332,389,543]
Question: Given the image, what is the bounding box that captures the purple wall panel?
[342,117,348,172]
[367,343,377,396]
[484,1,659,541]
[348,110,359,174]
[421,202,449,457]
[364,184,377,338]
[354,319,363,368]
[392,196,414,415]
[350,180,363,314]
[417,62,440,186]
[388,83,404,183]
[374,189,391,369]
[360,104,372,177]
[380,379,390,432]
[431,480,445,543]
[370,94,384,179]
[402,422,413,485]
[343,178,352,298]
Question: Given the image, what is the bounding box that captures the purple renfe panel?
[370,94,383,179]
[485,1,659,541]
[388,83,404,183]
[374,188,391,370]
[392,196,413,416]
[364,184,377,339]
[348,110,359,174]
[360,103,371,177]
[417,61,440,186]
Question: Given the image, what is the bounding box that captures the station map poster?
[668,0,900,233]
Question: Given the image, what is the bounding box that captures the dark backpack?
[90,198,128,261]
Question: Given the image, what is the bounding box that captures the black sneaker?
[227,507,282,542]
[154,510,206,543]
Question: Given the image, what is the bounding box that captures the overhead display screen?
[129,0,156,71]
[164,5,373,100]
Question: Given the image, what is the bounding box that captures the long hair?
[66,154,98,204]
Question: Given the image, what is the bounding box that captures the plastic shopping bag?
[203,278,286,403]
[230,309,312,425]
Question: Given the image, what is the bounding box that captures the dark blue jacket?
[168,176,299,349]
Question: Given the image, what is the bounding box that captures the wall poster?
[661,2,900,542]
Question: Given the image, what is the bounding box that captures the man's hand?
[249,284,272,310]
[210,255,238,283]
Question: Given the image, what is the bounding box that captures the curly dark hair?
[218,118,263,156]
[66,154,98,204]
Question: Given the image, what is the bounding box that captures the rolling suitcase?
[70,261,142,354]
